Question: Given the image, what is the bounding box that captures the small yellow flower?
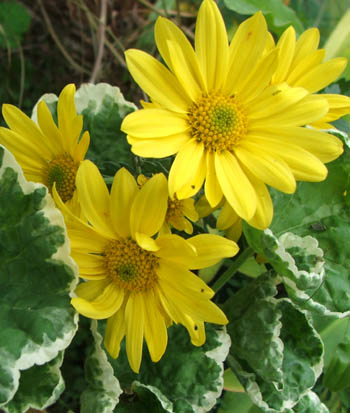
[138,174,199,234]
[121,0,343,230]
[270,26,350,129]
[0,84,90,208]
[56,160,238,373]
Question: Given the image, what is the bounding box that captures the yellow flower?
[196,195,242,242]
[121,0,343,229]
[0,84,90,207]
[270,26,350,129]
[57,160,237,373]
[138,174,199,234]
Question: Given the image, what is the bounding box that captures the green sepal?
[2,352,64,413]
[80,320,122,413]
[0,146,78,407]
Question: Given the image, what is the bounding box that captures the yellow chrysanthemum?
[56,160,237,373]
[0,84,90,207]
[121,0,344,229]
[270,26,350,129]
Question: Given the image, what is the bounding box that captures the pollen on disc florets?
[104,238,159,292]
[44,154,78,202]
[188,93,248,153]
[166,195,185,223]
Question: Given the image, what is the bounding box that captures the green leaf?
[224,275,323,412]
[80,320,122,413]
[269,141,350,316]
[0,146,78,407]
[292,391,329,413]
[0,2,31,49]
[223,0,304,35]
[98,322,230,413]
[75,83,137,176]
[3,353,64,413]
[218,391,263,413]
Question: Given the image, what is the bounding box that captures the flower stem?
[212,246,254,293]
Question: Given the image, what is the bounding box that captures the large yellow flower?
[57,160,237,373]
[270,26,350,129]
[0,84,90,207]
[121,0,343,228]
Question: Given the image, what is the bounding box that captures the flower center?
[188,93,248,153]
[166,195,184,222]
[44,154,78,202]
[104,238,159,292]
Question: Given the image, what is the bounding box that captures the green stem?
[212,246,254,293]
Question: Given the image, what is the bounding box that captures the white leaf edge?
[270,229,350,318]
[132,382,174,413]
[80,320,122,413]
[0,146,79,405]
[3,352,65,413]
[31,82,137,121]
[193,327,231,413]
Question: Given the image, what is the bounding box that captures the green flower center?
[188,93,248,153]
[104,238,159,292]
[44,154,78,202]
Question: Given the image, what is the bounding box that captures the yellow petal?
[294,57,347,93]
[130,173,168,238]
[215,151,257,221]
[76,160,115,238]
[249,126,343,163]
[248,83,308,120]
[238,49,278,103]
[293,28,320,67]
[125,49,190,113]
[155,234,196,264]
[155,17,205,100]
[73,131,90,162]
[105,302,127,358]
[128,133,189,158]
[272,26,296,84]
[205,151,223,207]
[75,278,110,301]
[168,139,206,199]
[181,316,206,346]
[135,232,160,251]
[37,100,63,155]
[235,143,296,193]
[143,289,168,362]
[256,140,328,182]
[286,49,325,86]
[217,201,238,230]
[251,94,328,127]
[224,11,267,96]
[157,259,214,298]
[186,234,239,269]
[125,293,145,373]
[121,108,189,138]
[57,84,83,154]
[195,0,228,91]
[159,279,228,325]
[241,166,273,230]
[0,127,46,169]
[182,198,199,221]
[71,281,124,319]
[110,167,138,238]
